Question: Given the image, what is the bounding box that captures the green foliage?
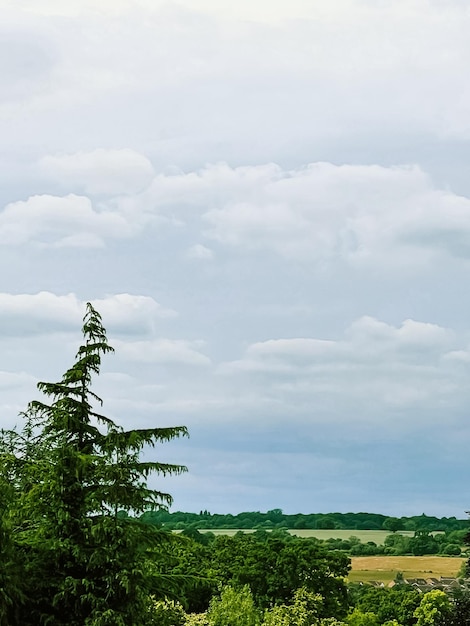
[346,609,380,626]
[146,597,186,626]
[316,517,337,530]
[410,531,440,556]
[442,590,470,626]
[141,510,467,533]
[263,588,323,626]
[208,532,350,617]
[149,534,216,613]
[383,518,405,533]
[457,560,469,579]
[383,530,444,556]
[207,586,260,626]
[185,615,210,626]
[351,586,421,626]
[154,530,350,618]
[349,541,384,556]
[440,543,461,555]
[262,589,350,626]
[0,475,25,626]
[0,303,188,625]
[414,590,452,626]
[445,529,467,545]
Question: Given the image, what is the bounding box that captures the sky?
[1,0,470,518]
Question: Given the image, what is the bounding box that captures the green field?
[288,529,416,544]
[349,556,465,583]
[196,528,415,545]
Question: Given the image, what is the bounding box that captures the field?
[197,529,414,545]
[349,556,465,584]
[288,529,415,544]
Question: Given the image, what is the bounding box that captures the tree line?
[140,510,467,533]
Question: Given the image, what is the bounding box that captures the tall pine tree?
[0,303,188,625]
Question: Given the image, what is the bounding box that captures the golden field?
[348,556,466,584]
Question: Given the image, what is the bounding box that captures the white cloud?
[134,161,470,267]
[38,149,154,195]
[0,182,165,246]
[113,338,211,366]
[0,0,352,21]
[0,292,175,336]
[219,316,461,413]
[347,316,454,353]
[0,292,83,330]
[91,294,177,333]
[186,244,214,260]
[3,0,470,166]
[444,349,470,363]
[0,194,129,247]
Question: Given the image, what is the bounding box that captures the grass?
[348,556,465,584]
[197,528,414,545]
[288,529,415,544]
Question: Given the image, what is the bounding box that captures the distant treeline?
[139,508,468,532]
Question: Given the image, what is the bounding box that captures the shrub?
[146,598,186,626]
[208,586,260,626]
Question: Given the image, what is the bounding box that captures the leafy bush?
[207,586,260,626]
[441,544,461,556]
[414,590,452,626]
[346,609,380,626]
[185,614,210,626]
[146,598,186,626]
[263,588,323,626]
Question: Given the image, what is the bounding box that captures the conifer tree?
[0,303,188,625]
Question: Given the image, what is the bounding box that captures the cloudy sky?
[2,0,470,518]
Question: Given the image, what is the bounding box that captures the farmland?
[197,528,415,544]
[349,555,465,583]
[288,529,415,544]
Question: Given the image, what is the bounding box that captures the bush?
[208,586,260,626]
[263,588,323,626]
[346,608,380,626]
[185,615,210,626]
[146,598,186,626]
[414,590,452,626]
